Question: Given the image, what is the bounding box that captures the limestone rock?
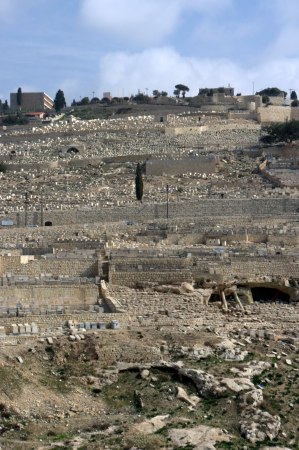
[180,282,194,293]
[176,386,200,406]
[261,447,292,450]
[140,369,150,380]
[131,414,169,434]
[168,424,231,450]
[240,408,281,443]
[214,338,236,350]
[230,360,271,377]
[179,368,227,397]
[195,288,213,304]
[220,348,248,361]
[221,377,254,393]
[240,389,264,408]
[192,345,214,360]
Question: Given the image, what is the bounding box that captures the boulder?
[230,360,271,377]
[176,386,200,407]
[180,282,194,293]
[240,389,264,408]
[168,424,231,450]
[220,348,248,361]
[240,408,281,443]
[261,447,292,450]
[131,414,169,434]
[221,377,254,393]
[140,369,150,380]
[179,368,227,397]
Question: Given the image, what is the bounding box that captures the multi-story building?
[10,92,54,111]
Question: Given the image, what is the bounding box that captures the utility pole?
[24,192,29,227]
[40,191,44,227]
[166,184,169,220]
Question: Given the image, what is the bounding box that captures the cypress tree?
[17,87,22,109]
[54,89,66,112]
[135,163,143,202]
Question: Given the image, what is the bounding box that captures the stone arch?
[45,221,52,227]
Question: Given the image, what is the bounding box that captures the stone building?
[10,92,54,111]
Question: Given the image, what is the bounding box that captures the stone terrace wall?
[257,106,291,123]
[145,156,216,176]
[191,257,299,280]
[0,255,98,278]
[291,108,299,120]
[0,285,98,313]
[3,198,299,227]
[109,270,192,286]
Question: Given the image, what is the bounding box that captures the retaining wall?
[2,198,298,227]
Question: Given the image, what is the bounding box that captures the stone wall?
[257,106,290,123]
[145,156,216,176]
[0,255,98,278]
[2,198,298,227]
[0,284,98,314]
[109,269,192,286]
[191,257,299,280]
[165,125,208,136]
[290,108,299,120]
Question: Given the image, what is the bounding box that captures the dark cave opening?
[251,287,290,303]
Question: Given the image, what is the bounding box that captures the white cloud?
[97,47,299,98]
[253,57,299,93]
[260,0,299,58]
[80,0,181,45]
[80,0,234,45]
[97,47,254,97]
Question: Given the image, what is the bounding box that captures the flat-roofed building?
[10,92,54,111]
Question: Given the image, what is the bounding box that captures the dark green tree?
[135,163,143,202]
[90,97,100,104]
[256,87,287,98]
[175,84,190,98]
[291,90,297,100]
[101,97,111,104]
[54,89,66,112]
[262,95,270,104]
[81,96,90,105]
[17,87,22,109]
[261,120,299,144]
[133,93,149,104]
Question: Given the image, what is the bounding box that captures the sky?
[1,0,299,104]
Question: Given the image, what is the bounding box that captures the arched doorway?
[45,221,52,226]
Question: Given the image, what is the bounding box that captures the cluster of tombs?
[0,107,298,338]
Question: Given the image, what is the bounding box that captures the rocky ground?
[0,321,298,450]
